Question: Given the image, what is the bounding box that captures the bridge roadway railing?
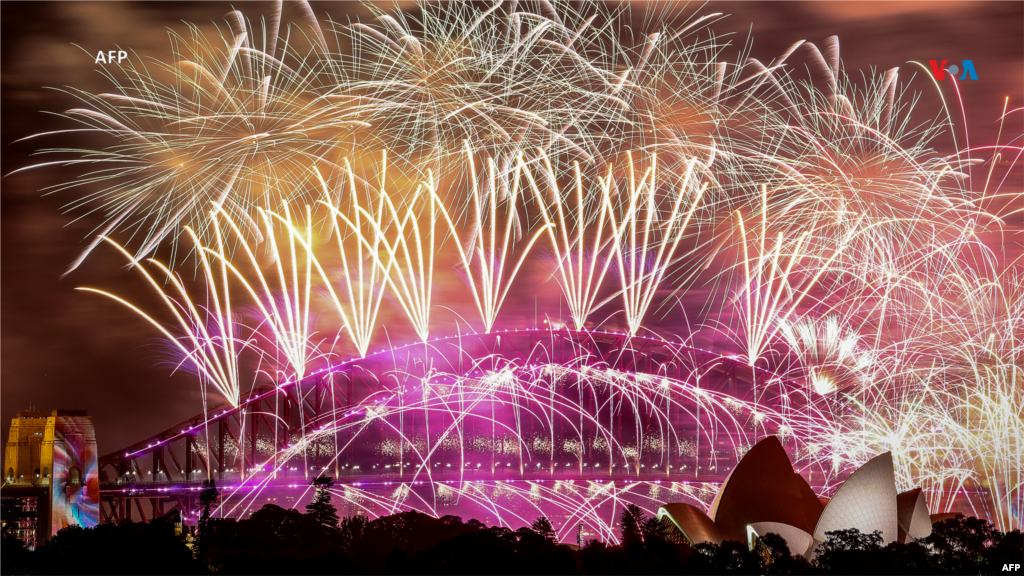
[101,465,725,490]
[98,465,738,523]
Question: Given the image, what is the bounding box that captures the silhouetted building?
[2,410,99,547]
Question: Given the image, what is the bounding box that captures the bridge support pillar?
[217,420,225,482]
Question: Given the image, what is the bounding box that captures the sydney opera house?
[657,436,945,556]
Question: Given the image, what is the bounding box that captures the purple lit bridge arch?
[98,328,800,539]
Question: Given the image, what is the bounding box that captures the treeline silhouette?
[2,476,1020,575]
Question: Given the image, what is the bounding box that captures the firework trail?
[371,168,443,342]
[307,156,395,358]
[441,144,550,333]
[203,204,322,381]
[77,233,249,407]
[603,153,709,336]
[526,154,618,332]
[218,347,833,534]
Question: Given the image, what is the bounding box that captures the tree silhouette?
[196,478,219,561]
[640,514,668,542]
[615,504,667,544]
[814,528,885,574]
[407,524,577,574]
[339,514,369,551]
[204,504,347,573]
[756,531,813,574]
[306,474,340,528]
[31,513,203,575]
[883,539,939,575]
[531,516,556,542]
[5,505,1022,575]
[1,533,32,575]
[923,514,1020,574]
[985,528,1024,574]
[691,540,760,573]
[198,479,219,521]
[619,504,645,544]
[346,511,477,573]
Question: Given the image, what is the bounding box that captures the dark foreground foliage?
[3,513,203,575]
[3,495,1020,575]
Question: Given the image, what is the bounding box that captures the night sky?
[2,1,1021,456]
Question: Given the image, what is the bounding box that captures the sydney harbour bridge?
[97,328,798,541]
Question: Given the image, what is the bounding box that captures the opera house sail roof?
[708,436,824,543]
[813,452,898,544]
[896,488,933,542]
[656,503,723,546]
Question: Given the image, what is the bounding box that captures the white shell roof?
[813,452,898,544]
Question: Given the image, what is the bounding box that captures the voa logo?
[1003,563,1021,572]
[929,59,978,80]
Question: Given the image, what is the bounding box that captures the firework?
[19,1,749,271]
[16,7,366,272]
[28,0,1022,535]
[778,316,873,396]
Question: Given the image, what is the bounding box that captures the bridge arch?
[98,328,805,534]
